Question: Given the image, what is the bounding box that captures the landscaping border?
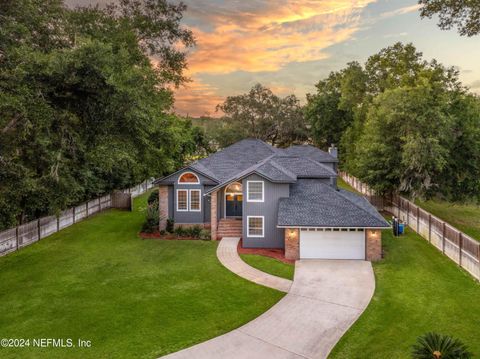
[340,172,480,281]
[0,179,155,257]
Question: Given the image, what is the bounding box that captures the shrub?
[147,189,159,205]
[159,230,166,235]
[190,225,202,238]
[166,218,174,233]
[412,332,472,359]
[199,229,211,241]
[183,226,193,237]
[174,225,186,237]
[141,204,159,233]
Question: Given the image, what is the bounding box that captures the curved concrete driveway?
[162,240,375,359]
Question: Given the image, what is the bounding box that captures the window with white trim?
[177,190,188,211]
[247,216,264,237]
[247,181,264,202]
[189,189,201,211]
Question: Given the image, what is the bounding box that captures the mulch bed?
[139,232,198,240]
[140,233,294,264]
[237,239,294,264]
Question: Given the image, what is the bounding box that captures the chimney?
[328,144,338,158]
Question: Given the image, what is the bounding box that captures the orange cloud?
[175,0,377,116]
[186,0,375,74]
[173,80,224,118]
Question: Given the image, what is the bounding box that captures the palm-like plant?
[412,332,472,359]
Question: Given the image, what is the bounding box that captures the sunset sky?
[69,0,480,117]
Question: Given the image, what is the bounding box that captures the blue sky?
[68,0,480,117]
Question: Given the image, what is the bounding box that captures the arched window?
[178,172,200,184]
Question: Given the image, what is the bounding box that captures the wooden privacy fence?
[340,172,480,281]
[0,179,155,257]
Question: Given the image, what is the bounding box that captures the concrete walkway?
[162,241,375,359]
[216,237,292,293]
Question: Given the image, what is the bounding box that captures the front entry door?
[226,194,243,217]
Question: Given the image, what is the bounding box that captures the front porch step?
[217,218,243,239]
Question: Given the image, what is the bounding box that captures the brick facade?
[284,228,299,260]
[173,223,209,229]
[159,186,168,231]
[366,229,382,261]
[210,191,218,240]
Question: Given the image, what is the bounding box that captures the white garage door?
[300,229,365,259]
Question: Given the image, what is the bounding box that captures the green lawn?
[330,226,480,358]
[0,192,284,359]
[240,254,295,280]
[415,199,480,241]
[337,177,361,194]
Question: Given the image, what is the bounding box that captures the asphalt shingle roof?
[278,179,389,228]
[271,156,336,178]
[190,138,278,182]
[155,139,336,185]
[255,161,297,183]
[281,145,338,163]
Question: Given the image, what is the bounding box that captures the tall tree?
[305,72,347,150]
[419,0,480,36]
[305,42,479,200]
[438,93,480,200]
[305,61,368,172]
[215,84,307,148]
[0,0,199,229]
[356,82,451,197]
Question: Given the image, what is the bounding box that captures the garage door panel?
[300,230,365,260]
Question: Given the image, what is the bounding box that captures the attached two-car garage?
[299,228,365,260]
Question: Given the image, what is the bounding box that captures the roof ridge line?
[303,157,337,175]
[259,140,278,154]
[269,159,297,180]
[203,154,277,194]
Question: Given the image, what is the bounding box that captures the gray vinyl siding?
[169,170,212,224]
[242,174,289,248]
[204,185,214,222]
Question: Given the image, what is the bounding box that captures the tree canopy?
[212,84,308,148]
[419,0,480,36]
[305,42,480,201]
[0,0,205,229]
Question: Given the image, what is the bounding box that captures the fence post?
[459,232,463,266]
[73,206,76,224]
[416,207,420,233]
[86,201,89,217]
[37,219,41,240]
[56,215,60,232]
[407,201,410,226]
[98,197,101,211]
[478,245,480,279]
[428,214,432,243]
[16,226,19,251]
[442,222,446,254]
